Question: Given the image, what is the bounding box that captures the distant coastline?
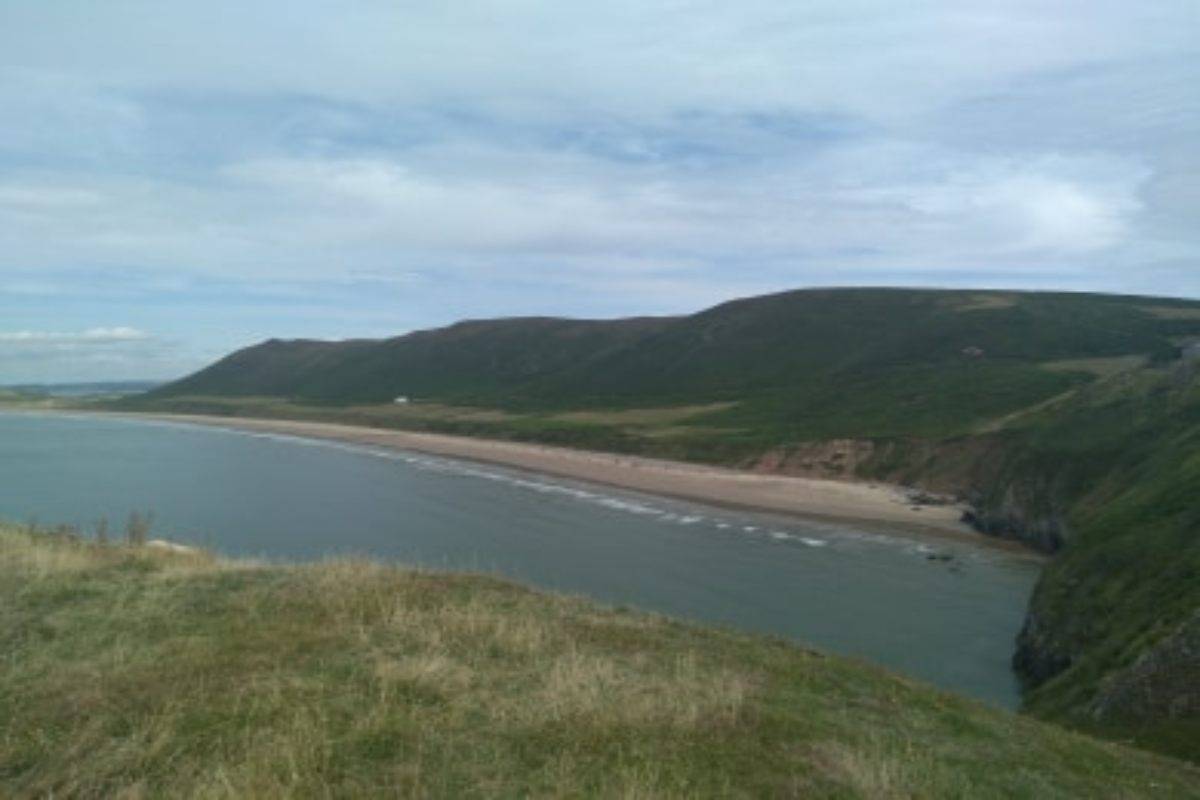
[91,410,1031,553]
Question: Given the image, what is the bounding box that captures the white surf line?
[35,409,1017,563]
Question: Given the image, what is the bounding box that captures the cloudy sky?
[1,1,1197,382]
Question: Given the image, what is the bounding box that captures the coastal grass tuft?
[2,524,1198,797]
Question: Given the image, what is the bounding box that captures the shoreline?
[72,410,1037,555]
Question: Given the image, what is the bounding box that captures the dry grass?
[975,355,1151,433]
[1040,355,1148,377]
[1140,305,1200,320]
[347,402,519,424]
[974,387,1082,434]
[2,524,1198,798]
[548,402,737,427]
[808,739,960,798]
[952,294,1019,313]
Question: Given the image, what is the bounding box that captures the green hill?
[151,315,672,406]
[147,290,1197,437]
[139,288,1200,459]
[121,287,1200,762]
[3,524,1197,798]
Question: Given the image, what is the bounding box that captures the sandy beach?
[99,411,1017,548]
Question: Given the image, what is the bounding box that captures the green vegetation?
[3,524,1197,798]
[118,395,747,462]
[1,382,157,409]
[0,388,54,408]
[108,287,1200,763]
[118,289,1200,464]
[1039,355,1148,377]
[995,363,1200,761]
[131,289,1200,449]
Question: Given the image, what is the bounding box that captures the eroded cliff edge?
[745,361,1200,761]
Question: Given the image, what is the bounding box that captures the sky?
[1,1,1197,382]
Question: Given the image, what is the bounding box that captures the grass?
[114,394,759,463]
[84,287,1200,768]
[546,401,737,426]
[131,289,1200,441]
[1013,403,1200,760]
[119,290,1200,469]
[3,524,1199,798]
[109,361,1091,467]
[1140,305,1200,321]
[1039,355,1148,377]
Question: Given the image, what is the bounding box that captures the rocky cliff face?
[1088,608,1200,720]
[743,363,1200,762]
[750,436,1086,704]
[746,439,880,479]
[1012,610,1076,687]
[749,436,1070,554]
[961,482,1070,554]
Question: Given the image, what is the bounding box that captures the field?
[3,524,1198,798]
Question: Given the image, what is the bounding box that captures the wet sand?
[100,412,1021,550]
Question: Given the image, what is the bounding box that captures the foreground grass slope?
[4,526,1197,798]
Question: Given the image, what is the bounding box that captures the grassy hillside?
[3,524,1198,798]
[139,289,1200,448]
[114,286,1200,763]
[815,356,1200,762]
[996,362,1200,761]
[151,316,671,406]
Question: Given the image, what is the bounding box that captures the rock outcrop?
[747,439,879,479]
[961,482,1069,553]
[1088,608,1200,720]
[1012,610,1076,687]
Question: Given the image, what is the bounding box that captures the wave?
[110,415,992,563]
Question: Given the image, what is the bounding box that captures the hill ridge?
[125,286,1200,762]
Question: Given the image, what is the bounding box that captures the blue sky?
[1,1,1197,382]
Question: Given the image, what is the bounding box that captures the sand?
[99,411,1021,550]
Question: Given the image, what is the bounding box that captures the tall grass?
[2,523,1197,797]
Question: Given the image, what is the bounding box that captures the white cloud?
[211,146,1152,267]
[0,4,1190,281]
[0,0,1197,381]
[0,143,1159,289]
[0,327,150,345]
[0,325,183,383]
[0,184,103,209]
[987,177,1134,253]
[2,2,1193,126]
